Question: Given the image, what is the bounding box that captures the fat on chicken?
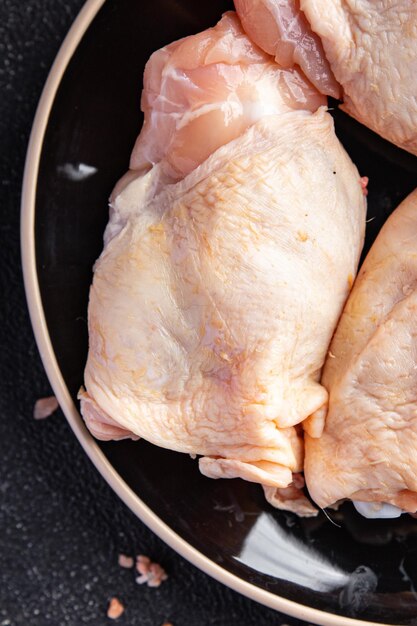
[234,0,417,156]
[79,12,366,514]
[305,189,417,518]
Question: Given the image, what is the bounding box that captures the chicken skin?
[305,190,417,517]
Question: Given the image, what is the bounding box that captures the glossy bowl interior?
[21,1,417,625]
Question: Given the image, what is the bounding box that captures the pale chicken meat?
[234,0,417,156]
[129,11,325,183]
[80,12,366,513]
[233,0,341,98]
[305,190,417,517]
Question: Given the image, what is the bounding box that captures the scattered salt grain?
[135,555,168,588]
[107,597,124,620]
[118,554,134,569]
[34,396,59,420]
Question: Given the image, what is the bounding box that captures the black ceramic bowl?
[21,1,417,624]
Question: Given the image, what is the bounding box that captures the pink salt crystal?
[34,396,59,420]
[136,555,151,574]
[135,555,167,587]
[148,563,168,588]
[118,554,134,569]
[107,597,124,620]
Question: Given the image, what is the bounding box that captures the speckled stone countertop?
[0,1,307,624]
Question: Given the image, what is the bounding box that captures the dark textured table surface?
[0,2,308,625]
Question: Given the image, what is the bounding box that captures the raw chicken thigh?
[305,189,417,517]
[234,0,417,156]
[80,12,366,513]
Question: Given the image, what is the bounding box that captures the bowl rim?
[20,2,397,624]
